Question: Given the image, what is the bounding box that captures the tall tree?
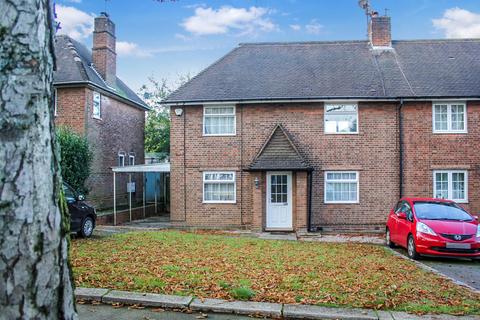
[0,1,77,319]
[140,75,191,156]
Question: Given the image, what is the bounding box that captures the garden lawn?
[71,231,480,315]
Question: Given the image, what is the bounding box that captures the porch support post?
[113,172,116,226]
[143,172,146,218]
[154,174,158,214]
[128,173,132,222]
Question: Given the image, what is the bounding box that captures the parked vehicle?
[63,183,97,238]
[386,198,480,260]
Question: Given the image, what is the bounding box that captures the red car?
[386,198,480,260]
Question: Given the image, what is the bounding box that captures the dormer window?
[433,102,466,133]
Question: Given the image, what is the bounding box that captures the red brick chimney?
[93,12,116,87]
[369,13,391,47]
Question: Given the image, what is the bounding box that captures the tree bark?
[0,0,77,319]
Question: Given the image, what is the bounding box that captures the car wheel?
[79,216,94,238]
[386,228,396,248]
[407,235,420,260]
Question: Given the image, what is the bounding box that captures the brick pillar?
[251,172,264,231]
[295,171,308,232]
[170,106,186,224]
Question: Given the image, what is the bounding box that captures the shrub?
[57,127,93,194]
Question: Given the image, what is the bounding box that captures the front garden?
[71,231,480,315]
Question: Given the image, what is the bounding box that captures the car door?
[388,201,400,243]
[63,184,83,232]
[396,201,413,247]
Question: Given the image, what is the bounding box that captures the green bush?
[230,286,256,300]
[57,127,93,194]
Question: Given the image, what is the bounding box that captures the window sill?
[432,131,467,134]
[203,201,237,204]
[324,132,359,135]
[203,133,236,137]
[92,116,102,121]
[324,201,360,204]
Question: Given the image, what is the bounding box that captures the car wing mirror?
[77,194,85,201]
[397,212,407,220]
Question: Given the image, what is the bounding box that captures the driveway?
[394,248,480,290]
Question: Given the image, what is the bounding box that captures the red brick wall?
[170,102,401,231]
[54,86,145,209]
[402,101,480,216]
[55,87,86,134]
[84,88,145,209]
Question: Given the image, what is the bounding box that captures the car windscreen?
[413,201,473,221]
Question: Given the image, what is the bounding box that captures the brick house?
[53,13,149,208]
[165,14,480,233]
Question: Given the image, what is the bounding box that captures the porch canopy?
[247,124,313,171]
[112,163,170,225]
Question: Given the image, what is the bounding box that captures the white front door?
[266,171,293,229]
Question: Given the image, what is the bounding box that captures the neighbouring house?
[165,13,480,233]
[53,13,149,209]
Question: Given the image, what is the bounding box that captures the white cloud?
[290,24,301,31]
[305,20,323,35]
[116,41,152,58]
[67,0,82,3]
[56,4,95,40]
[433,7,480,38]
[181,6,277,36]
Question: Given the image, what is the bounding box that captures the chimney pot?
[369,15,391,47]
[92,13,116,87]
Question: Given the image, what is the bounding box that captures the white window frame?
[54,88,58,116]
[92,91,102,120]
[203,105,236,136]
[202,171,236,204]
[324,171,359,204]
[324,103,359,134]
[118,153,125,167]
[128,155,135,166]
[433,170,468,203]
[432,102,467,133]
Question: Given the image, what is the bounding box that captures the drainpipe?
[307,170,313,232]
[398,98,404,199]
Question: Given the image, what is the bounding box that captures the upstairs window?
[433,170,468,203]
[324,103,358,134]
[325,171,359,203]
[203,172,236,203]
[128,154,135,166]
[203,106,236,136]
[118,153,125,167]
[93,91,101,119]
[433,102,466,133]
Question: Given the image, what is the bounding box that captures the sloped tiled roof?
[53,35,149,110]
[166,39,480,103]
[248,125,312,171]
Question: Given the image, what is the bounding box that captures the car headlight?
[477,225,480,238]
[416,222,437,236]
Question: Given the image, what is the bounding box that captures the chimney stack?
[369,12,391,47]
[93,12,116,87]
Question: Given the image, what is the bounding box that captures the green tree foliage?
[57,127,93,194]
[139,75,191,155]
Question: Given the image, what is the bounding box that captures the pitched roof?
[53,35,149,110]
[166,39,480,103]
[248,125,312,171]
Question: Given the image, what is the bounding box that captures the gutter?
[164,96,480,106]
[54,80,150,111]
[398,98,404,198]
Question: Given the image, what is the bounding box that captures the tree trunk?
[0,0,77,319]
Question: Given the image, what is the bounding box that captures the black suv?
[63,183,97,237]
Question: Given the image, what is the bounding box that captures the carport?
[112,163,170,225]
